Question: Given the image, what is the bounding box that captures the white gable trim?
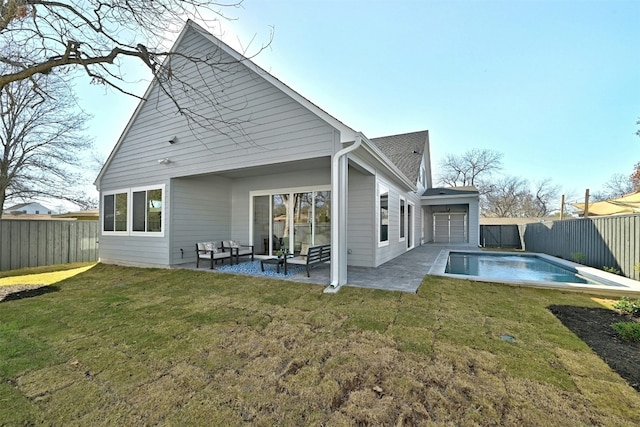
[188,21,358,143]
[95,20,358,189]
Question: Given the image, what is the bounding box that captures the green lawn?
[1,263,638,426]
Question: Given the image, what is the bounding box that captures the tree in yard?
[591,162,640,202]
[0,64,92,211]
[0,1,270,139]
[591,172,636,201]
[482,177,560,218]
[438,148,503,188]
[631,162,640,192]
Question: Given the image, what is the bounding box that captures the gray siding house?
[95,20,479,289]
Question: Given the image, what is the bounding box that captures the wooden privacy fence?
[520,214,640,281]
[0,220,99,271]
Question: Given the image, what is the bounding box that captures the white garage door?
[433,213,467,243]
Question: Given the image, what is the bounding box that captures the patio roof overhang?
[421,186,479,206]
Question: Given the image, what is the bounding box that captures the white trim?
[378,182,390,247]
[249,185,331,198]
[360,136,416,191]
[188,21,358,144]
[399,196,406,243]
[101,185,166,237]
[407,201,415,250]
[347,153,376,176]
[94,19,358,189]
[101,188,130,236]
[130,184,166,237]
[330,134,363,288]
[249,186,331,255]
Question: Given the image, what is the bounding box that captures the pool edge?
[428,249,640,297]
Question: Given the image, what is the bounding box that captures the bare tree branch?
[438,148,503,188]
[0,61,92,211]
[1,0,273,149]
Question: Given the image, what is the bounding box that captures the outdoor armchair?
[221,240,254,264]
[196,242,232,269]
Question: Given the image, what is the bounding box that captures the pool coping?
[428,249,640,297]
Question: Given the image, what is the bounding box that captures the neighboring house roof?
[572,191,640,216]
[371,131,429,185]
[3,202,53,215]
[5,203,30,211]
[422,186,479,197]
[1,214,62,220]
[52,210,99,220]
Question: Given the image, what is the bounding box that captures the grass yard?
[1,263,639,426]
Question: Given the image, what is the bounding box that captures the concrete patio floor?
[180,244,477,293]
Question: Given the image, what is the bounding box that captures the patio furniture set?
[195,241,330,277]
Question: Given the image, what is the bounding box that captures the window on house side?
[379,185,389,245]
[133,188,163,232]
[400,197,406,240]
[103,192,128,232]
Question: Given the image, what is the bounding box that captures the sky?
[77,0,640,206]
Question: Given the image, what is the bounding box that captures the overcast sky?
[79,0,640,204]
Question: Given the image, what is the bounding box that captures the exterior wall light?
[158,158,171,164]
[169,136,178,144]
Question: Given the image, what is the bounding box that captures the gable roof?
[187,21,358,143]
[94,21,433,192]
[371,131,429,184]
[95,20,360,187]
[4,202,53,213]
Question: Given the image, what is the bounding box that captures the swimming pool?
[429,249,640,296]
[446,252,596,284]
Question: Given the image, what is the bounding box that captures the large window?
[103,191,128,232]
[379,184,389,245]
[102,185,164,235]
[132,188,163,233]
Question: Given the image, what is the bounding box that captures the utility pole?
[560,195,565,220]
[584,189,590,217]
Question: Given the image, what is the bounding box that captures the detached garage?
[422,187,480,246]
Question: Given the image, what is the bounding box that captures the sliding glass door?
[252,188,330,255]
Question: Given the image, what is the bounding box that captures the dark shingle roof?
[370,130,429,184]
[423,186,479,197]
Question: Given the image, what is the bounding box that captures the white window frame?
[101,188,130,236]
[101,184,165,237]
[130,184,166,237]
[399,196,406,243]
[407,201,415,249]
[378,183,389,247]
[249,185,331,253]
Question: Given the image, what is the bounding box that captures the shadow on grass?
[0,285,60,303]
[549,305,640,392]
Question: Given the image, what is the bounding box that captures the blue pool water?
[445,252,593,284]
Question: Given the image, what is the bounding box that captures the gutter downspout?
[329,134,362,289]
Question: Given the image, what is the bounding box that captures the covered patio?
[179,244,474,293]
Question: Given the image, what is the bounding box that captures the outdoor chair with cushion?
[286,243,331,277]
[196,242,232,269]
[221,240,254,264]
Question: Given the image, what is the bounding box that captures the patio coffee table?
[260,257,288,274]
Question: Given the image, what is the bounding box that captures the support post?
[584,189,590,218]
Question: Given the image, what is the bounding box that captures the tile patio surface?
[180,244,477,293]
